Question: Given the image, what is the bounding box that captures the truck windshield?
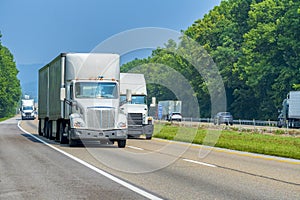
[23,106,34,111]
[120,95,146,104]
[75,82,118,99]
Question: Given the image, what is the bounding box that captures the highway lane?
[0,117,157,200]
[18,118,300,199]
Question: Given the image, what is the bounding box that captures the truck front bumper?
[21,114,35,120]
[70,128,127,140]
[128,124,154,136]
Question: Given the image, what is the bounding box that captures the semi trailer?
[158,100,182,121]
[120,73,153,139]
[38,53,127,147]
[278,91,300,128]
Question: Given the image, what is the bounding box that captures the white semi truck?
[158,100,182,121]
[120,73,153,139]
[38,53,127,147]
[278,91,300,128]
[20,95,36,120]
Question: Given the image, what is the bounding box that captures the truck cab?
[20,97,36,120]
[120,73,154,139]
[38,53,127,147]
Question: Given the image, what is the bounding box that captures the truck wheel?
[47,121,53,140]
[38,120,43,136]
[59,121,68,144]
[44,120,49,138]
[117,140,126,148]
[146,135,152,140]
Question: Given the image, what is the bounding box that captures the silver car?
[213,112,233,125]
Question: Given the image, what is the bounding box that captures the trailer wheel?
[47,121,53,140]
[38,120,43,136]
[43,119,48,137]
[117,140,126,148]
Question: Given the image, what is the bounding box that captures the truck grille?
[128,113,143,125]
[87,109,115,130]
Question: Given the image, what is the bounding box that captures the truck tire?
[117,140,126,148]
[43,120,49,138]
[47,121,53,140]
[38,120,43,136]
[146,135,152,140]
[59,121,68,144]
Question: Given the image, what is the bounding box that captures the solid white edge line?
[127,146,144,151]
[183,158,217,168]
[17,122,163,200]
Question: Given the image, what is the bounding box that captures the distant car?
[169,112,182,122]
[213,112,233,125]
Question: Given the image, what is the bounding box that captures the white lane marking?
[127,146,144,151]
[17,122,163,200]
[183,158,217,168]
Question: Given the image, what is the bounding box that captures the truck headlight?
[118,122,127,129]
[73,121,86,128]
[70,113,86,128]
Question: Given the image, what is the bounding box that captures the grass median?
[153,123,300,160]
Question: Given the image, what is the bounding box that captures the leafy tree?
[0,33,22,118]
[121,0,300,120]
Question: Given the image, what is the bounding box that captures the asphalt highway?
[1,116,299,199]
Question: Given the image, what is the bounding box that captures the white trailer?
[278,91,300,128]
[20,96,36,120]
[38,53,127,147]
[158,100,182,121]
[120,73,153,139]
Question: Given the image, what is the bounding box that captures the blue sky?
[0,0,221,66]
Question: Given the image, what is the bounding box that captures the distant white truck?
[278,91,300,128]
[120,73,154,139]
[20,95,36,120]
[158,100,182,122]
[38,53,127,147]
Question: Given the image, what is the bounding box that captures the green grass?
[154,124,300,160]
[0,116,12,122]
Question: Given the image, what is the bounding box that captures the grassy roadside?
[0,116,13,122]
[153,123,300,160]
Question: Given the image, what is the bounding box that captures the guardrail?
[181,118,278,127]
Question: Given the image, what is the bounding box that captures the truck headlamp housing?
[118,122,127,129]
[73,121,86,128]
[70,113,86,128]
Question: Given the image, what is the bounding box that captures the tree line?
[121,0,300,120]
[0,33,21,118]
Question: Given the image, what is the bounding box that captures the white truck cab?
[120,73,154,139]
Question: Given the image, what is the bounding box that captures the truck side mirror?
[126,89,132,103]
[60,88,66,101]
[150,97,156,107]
